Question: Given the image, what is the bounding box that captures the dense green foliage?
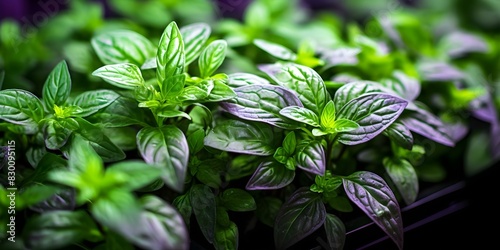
[1,0,499,249]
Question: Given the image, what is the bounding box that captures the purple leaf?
[381,71,421,102]
[220,85,303,129]
[246,161,295,190]
[343,171,404,250]
[337,94,408,145]
[400,107,455,147]
[440,31,489,58]
[295,140,326,176]
[417,61,464,82]
[274,187,326,250]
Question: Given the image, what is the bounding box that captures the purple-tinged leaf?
[383,121,413,150]
[470,95,497,123]
[133,195,189,250]
[380,71,421,102]
[136,126,189,192]
[343,171,403,250]
[259,63,331,115]
[333,81,398,112]
[446,121,469,143]
[319,47,360,67]
[324,214,346,250]
[254,39,297,61]
[204,118,278,156]
[227,72,271,88]
[383,157,418,205]
[274,187,326,250]
[337,94,408,145]
[295,140,326,176]
[220,85,303,129]
[400,107,455,147]
[417,61,464,82]
[440,31,489,58]
[246,161,295,190]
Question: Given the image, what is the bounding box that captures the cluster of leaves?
[1,0,500,250]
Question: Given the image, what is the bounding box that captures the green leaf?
[72,89,120,117]
[343,171,403,250]
[73,118,126,162]
[92,63,145,90]
[137,126,189,192]
[199,40,227,78]
[177,83,212,102]
[220,85,303,129]
[196,159,225,188]
[383,121,413,150]
[87,96,150,127]
[91,30,155,65]
[133,195,189,250]
[0,71,4,89]
[253,39,297,61]
[261,63,330,115]
[227,72,271,88]
[282,131,296,155]
[156,21,185,87]
[204,117,278,156]
[161,74,186,100]
[246,161,295,190]
[157,109,191,120]
[383,157,418,205]
[190,184,217,244]
[0,89,44,132]
[336,94,408,145]
[331,118,360,133]
[91,189,142,239]
[274,187,326,250]
[205,78,236,102]
[180,22,211,66]
[42,119,73,150]
[23,210,101,250]
[172,192,192,226]
[106,161,162,191]
[295,139,326,175]
[187,129,205,154]
[256,197,282,227]
[324,214,346,250]
[320,100,336,129]
[220,188,256,212]
[42,60,71,110]
[16,184,59,209]
[214,221,239,250]
[279,106,320,127]
[20,153,66,185]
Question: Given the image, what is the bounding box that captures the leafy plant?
[1,0,499,249]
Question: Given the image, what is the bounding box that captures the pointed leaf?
[136,126,189,192]
[132,195,189,250]
[320,100,336,128]
[92,30,155,65]
[190,184,217,244]
[199,40,227,78]
[343,171,404,250]
[333,81,396,112]
[180,22,211,65]
[204,118,278,156]
[279,106,320,127]
[384,121,414,150]
[246,161,295,190]
[383,157,418,205]
[92,63,145,90]
[106,161,162,191]
[220,85,303,129]
[214,221,238,250]
[43,61,71,109]
[72,90,120,117]
[0,89,44,131]
[157,21,185,86]
[295,139,326,175]
[220,188,256,212]
[74,118,126,162]
[253,39,297,61]
[260,63,330,115]
[337,94,408,145]
[323,214,346,250]
[227,72,271,88]
[274,187,326,250]
[400,107,455,147]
